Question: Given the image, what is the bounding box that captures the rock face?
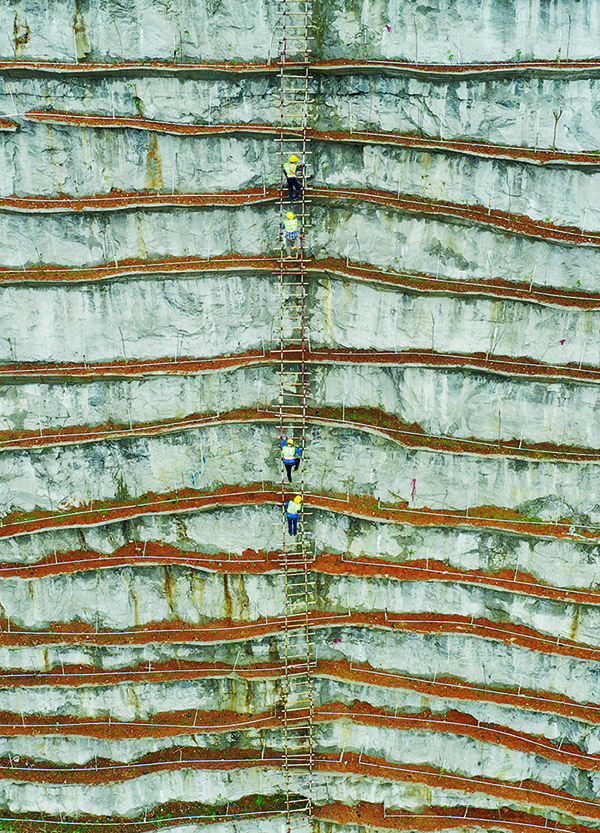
[1,4,600,833]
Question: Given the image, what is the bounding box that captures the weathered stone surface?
[5,125,600,231]
[2,560,600,648]
[1,421,600,517]
[5,69,600,155]
[0,272,279,363]
[4,0,600,63]
[3,360,599,450]
[2,0,600,825]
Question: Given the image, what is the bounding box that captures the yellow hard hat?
[294,495,302,504]
[286,211,295,219]
[286,438,294,445]
[289,154,299,162]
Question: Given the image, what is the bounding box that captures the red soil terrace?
[318,801,596,833]
[3,703,599,773]
[0,485,595,544]
[4,657,598,730]
[24,110,600,166]
[0,702,597,776]
[0,185,596,246]
[0,253,596,311]
[0,345,597,388]
[4,56,600,73]
[4,543,599,608]
[0,800,591,833]
[2,404,597,463]
[0,746,595,819]
[0,608,596,663]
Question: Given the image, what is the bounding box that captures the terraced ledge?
[0,254,597,310]
[0,748,595,820]
[0,187,275,213]
[3,657,598,729]
[318,752,600,819]
[0,803,588,833]
[0,797,290,833]
[0,802,581,833]
[24,110,600,167]
[0,347,598,387]
[318,187,600,246]
[0,186,597,246]
[6,544,600,608]
[334,659,600,726]
[0,118,18,131]
[2,704,600,773]
[0,610,597,663]
[4,57,600,76]
[0,703,597,773]
[318,802,596,833]
[2,405,598,463]
[0,484,597,543]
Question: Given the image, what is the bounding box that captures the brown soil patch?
[317,800,594,833]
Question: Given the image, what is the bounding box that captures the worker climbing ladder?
[276,1,315,833]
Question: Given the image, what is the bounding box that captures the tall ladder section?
[276,1,315,833]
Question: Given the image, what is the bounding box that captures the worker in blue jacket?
[281,436,302,482]
[285,495,302,536]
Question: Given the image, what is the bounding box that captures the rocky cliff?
[1,3,600,833]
